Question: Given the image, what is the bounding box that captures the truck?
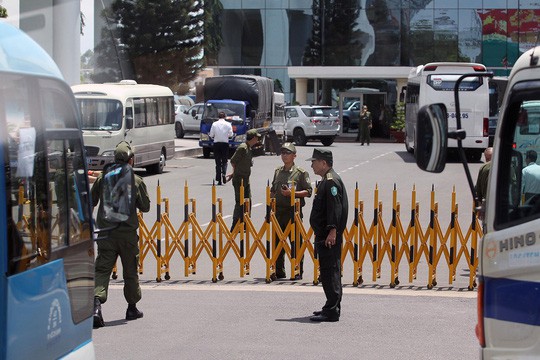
[414,47,540,358]
[199,75,284,158]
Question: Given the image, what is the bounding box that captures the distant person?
[91,141,151,328]
[355,105,372,145]
[209,111,233,185]
[522,150,540,201]
[307,148,348,322]
[227,129,261,230]
[270,142,312,280]
[475,147,493,202]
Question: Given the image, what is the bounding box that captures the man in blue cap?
[307,148,348,322]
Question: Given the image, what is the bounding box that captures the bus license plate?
[447,112,469,119]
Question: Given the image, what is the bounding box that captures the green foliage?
[391,102,405,131]
[203,0,223,67]
[0,6,8,18]
[92,0,204,88]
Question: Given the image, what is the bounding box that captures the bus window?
[427,74,483,91]
[78,99,123,131]
[134,98,146,127]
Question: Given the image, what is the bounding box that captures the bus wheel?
[203,147,211,158]
[293,128,307,146]
[175,122,185,138]
[147,150,166,174]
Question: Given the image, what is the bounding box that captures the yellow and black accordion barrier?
[135,181,482,290]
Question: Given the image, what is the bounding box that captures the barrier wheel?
[427,283,434,289]
[390,282,396,288]
[468,285,474,291]
[357,276,364,285]
[212,278,217,283]
[165,273,171,280]
[218,273,224,280]
[473,281,477,288]
[156,277,162,282]
[395,277,400,285]
[112,273,118,280]
[265,278,272,284]
[432,279,438,287]
[270,273,277,281]
[313,280,319,285]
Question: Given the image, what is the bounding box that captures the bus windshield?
[203,102,245,125]
[77,99,123,131]
[427,74,483,91]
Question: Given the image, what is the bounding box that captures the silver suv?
[175,103,204,138]
[284,105,340,146]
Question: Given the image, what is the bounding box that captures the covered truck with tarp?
[199,75,284,158]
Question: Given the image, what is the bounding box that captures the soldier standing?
[355,105,372,145]
[227,129,261,230]
[307,148,348,322]
[270,142,312,279]
[91,141,151,328]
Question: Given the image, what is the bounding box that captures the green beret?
[246,129,261,140]
[306,148,332,163]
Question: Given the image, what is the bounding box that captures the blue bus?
[0,23,95,359]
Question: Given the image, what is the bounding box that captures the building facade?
[213,0,540,106]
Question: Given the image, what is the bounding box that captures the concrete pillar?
[53,0,80,85]
[295,78,307,105]
[396,78,408,102]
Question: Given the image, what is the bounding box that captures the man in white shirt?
[522,150,540,201]
[209,111,233,185]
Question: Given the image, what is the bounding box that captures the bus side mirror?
[415,103,448,173]
[125,115,133,129]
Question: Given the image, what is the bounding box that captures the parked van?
[414,47,540,358]
[72,81,175,174]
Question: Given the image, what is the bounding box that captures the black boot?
[93,297,105,328]
[126,304,144,320]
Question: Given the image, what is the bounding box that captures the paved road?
[92,139,483,359]
[94,284,477,360]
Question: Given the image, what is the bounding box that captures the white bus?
[72,81,175,174]
[405,62,490,161]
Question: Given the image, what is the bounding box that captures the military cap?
[246,129,261,140]
[306,148,333,163]
[281,142,296,153]
[114,141,134,162]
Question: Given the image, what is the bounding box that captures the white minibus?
[72,81,175,174]
[414,46,540,358]
[405,62,490,161]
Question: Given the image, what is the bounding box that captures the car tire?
[342,117,350,133]
[320,137,334,146]
[293,128,307,146]
[175,122,185,139]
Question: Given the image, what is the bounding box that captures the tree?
[92,0,204,91]
[0,5,7,18]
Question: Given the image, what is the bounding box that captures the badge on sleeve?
[331,186,338,196]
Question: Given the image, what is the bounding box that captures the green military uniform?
[308,149,348,320]
[92,143,150,306]
[230,129,260,228]
[475,161,491,202]
[356,110,372,145]
[271,161,312,278]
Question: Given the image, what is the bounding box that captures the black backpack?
[101,162,136,222]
